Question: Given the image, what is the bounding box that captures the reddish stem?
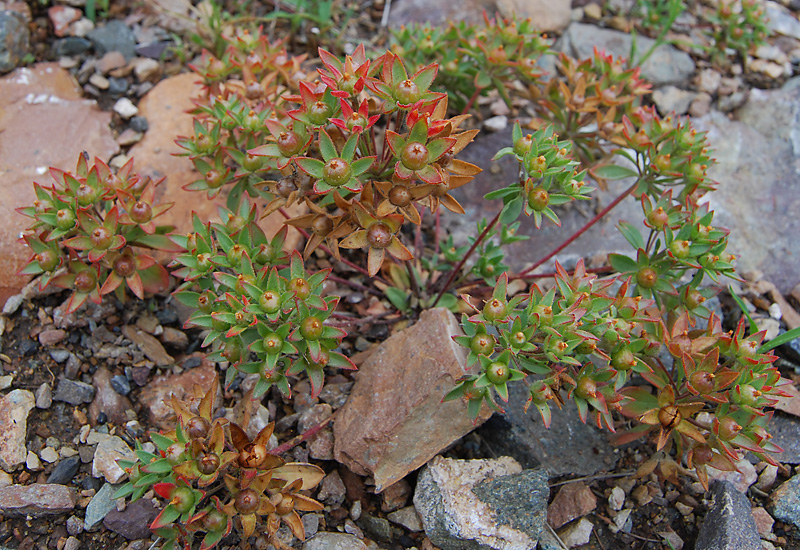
[431,209,502,308]
[270,413,335,455]
[513,265,614,281]
[461,87,483,116]
[515,181,637,278]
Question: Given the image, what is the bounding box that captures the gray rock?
[317,470,346,508]
[129,116,149,133]
[770,474,800,528]
[302,532,367,550]
[476,382,617,476]
[695,481,761,550]
[92,435,135,483]
[560,23,695,85]
[0,11,30,73]
[35,383,52,409]
[110,375,130,396]
[49,349,71,363]
[496,0,571,32]
[387,0,495,28]
[103,497,158,539]
[53,37,92,57]
[84,482,121,531]
[87,20,136,60]
[652,86,696,116]
[388,506,424,532]
[694,88,800,293]
[47,456,81,485]
[301,513,320,539]
[414,455,548,550]
[0,389,35,471]
[54,378,95,405]
[717,91,748,112]
[0,483,76,516]
[766,1,800,40]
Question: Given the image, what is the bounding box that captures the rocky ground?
[2,0,800,550]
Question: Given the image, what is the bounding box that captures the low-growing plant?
[15,10,799,550]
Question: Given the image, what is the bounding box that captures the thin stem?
[512,265,614,282]
[270,413,336,455]
[406,261,421,301]
[431,209,502,308]
[461,87,483,116]
[515,181,638,278]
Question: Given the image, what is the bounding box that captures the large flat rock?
[0,63,118,307]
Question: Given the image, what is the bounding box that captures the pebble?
[696,481,761,550]
[608,486,625,511]
[107,76,128,95]
[483,115,508,132]
[110,374,131,396]
[688,92,712,117]
[0,375,11,390]
[113,97,138,119]
[770,474,800,528]
[752,507,774,537]
[132,57,160,81]
[92,435,135,483]
[53,36,91,57]
[0,471,12,488]
[103,497,159,539]
[0,10,30,73]
[87,20,136,59]
[84,482,121,531]
[67,515,84,536]
[70,17,93,37]
[387,506,423,532]
[26,450,42,471]
[547,482,597,529]
[48,456,81,485]
[88,73,110,90]
[302,533,367,550]
[0,483,76,516]
[129,116,149,132]
[54,378,96,405]
[49,349,71,363]
[558,517,594,548]
[718,91,748,112]
[318,470,346,507]
[757,464,779,492]
[96,50,126,74]
[301,513,320,539]
[0,389,36,471]
[40,446,59,463]
[64,537,80,550]
[696,69,721,94]
[39,328,67,346]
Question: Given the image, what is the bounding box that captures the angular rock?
[0,11,29,73]
[705,457,757,493]
[560,23,695,85]
[47,455,81,485]
[387,0,495,28]
[128,74,304,251]
[547,482,597,529]
[0,63,118,307]
[54,378,95,405]
[770,474,800,529]
[497,0,571,32]
[694,84,800,294]
[334,308,491,492]
[84,482,121,531]
[0,389,35,471]
[652,85,696,116]
[139,360,218,428]
[388,506,424,532]
[92,435,135,483]
[0,483,76,516]
[558,517,594,548]
[302,532,367,550]
[121,325,174,366]
[766,1,800,40]
[86,20,136,59]
[696,481,761,550]
[317,470,346,508]
[477,382,616,476]
[88,367,133,426]
[103,497,158,539]
[413,455,549,550]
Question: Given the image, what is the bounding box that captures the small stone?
[688,92,712,118]
[652,85,696,116]
[40,447,59,463]
[610,508,632,534]
[388,506,423,532]
[717,91,748,112]
[0,483,76,516]
[675,501,693,516]
[66,515,84,536]
[47,5,82,37]
[26,450,42,471]
[70,17,93,37]
[92,435,135,483]
[0,389,36,471]
[757,464,779,491]
[129,116,148,132]
[103,497,159,539]
[548,482,597,529]
[696,481,761,550]
[0,375,11,390]
[696,69,721,94]
[96,51,126,74]
[0,471,12,487]
[302,513,320,539]
[608,486,625,511]
[302,532,367,550]
[87,20,136,59]
[159,326,188,349]
[53,36,91,57]
[0,11,30,73]
[770,474,800,528]
[49,349,71,363]
[558,517,594,548]
[84,482,121,530]
[39,328,67,346]
[132,57,160,82]
[121,325,173,366]
[358,515,392,543]
[48,455,81,485]
[107,76,128,95]
[583,3,602,20]
[54,378,95,405]
[88,73,109,90]
[752,507,774,537]
[113,97,138,119]
[317,470,346,508]
[381,478,411,512]
[755,317,781,341]
[483,115,508,132]
[110,375,131,396]
[64,536,80,550]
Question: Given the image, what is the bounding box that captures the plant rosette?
[295,129,375,194]
[386,117,455,184]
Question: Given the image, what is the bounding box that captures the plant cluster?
[115,376,325,550]
[17,155,178,313]
[632,0,770,64]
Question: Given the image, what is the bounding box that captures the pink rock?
[0,389,35,471]
[751,506,774,537]
[333,308,491,492]
[139,359,218,428]
[88,366,133,426]
[47,6,82,37]
[38,328,66,346]
[96,51,126,74]
[547,482,598,529]
[0,63,118,308]
[0,483,76,516]
[128,73,304,253]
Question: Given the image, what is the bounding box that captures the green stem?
[431,209,502,308]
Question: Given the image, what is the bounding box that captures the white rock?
[610,508,632,534]
[40,447,59,463]
[768,303,782,320]
[0,375,12,390]
[706,457,757,493]
[756,464,779,491]
[35,383,52,409]
[483,115,508,132]
[132,58,160,82]
[0,470,12,487]
[92,436,135,483]
[26,450,42,471]
[387,506,423,532]
[558,517,594,548]
[608,486,625,511]
[113,98,138,119]
[0,390,36,471]
[755,317,781,341]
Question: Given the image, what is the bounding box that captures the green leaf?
[759,326,800,353]
[618,221,646,250]
[150,432,175,451]
[728,284,758,335]
[608,253,638,274]
[593,164,638,180]
[384,286,409,312]
[500,196,524,225]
